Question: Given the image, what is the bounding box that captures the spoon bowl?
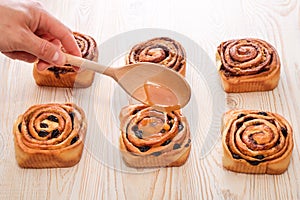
[65,53,191,111]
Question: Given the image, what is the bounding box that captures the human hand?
[0,0,81,70]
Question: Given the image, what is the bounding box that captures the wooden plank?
[0,0,299,199]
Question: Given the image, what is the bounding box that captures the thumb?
[24,32,66,66]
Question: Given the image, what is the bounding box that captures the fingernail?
[52,51,59,62]
[52,51,66,66]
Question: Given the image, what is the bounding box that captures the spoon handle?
[64,53,109,74]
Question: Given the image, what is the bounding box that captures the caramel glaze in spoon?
[65,53,191,112]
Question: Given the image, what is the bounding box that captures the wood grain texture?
[1,0,300,199]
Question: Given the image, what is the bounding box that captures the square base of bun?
[14,134,84,168]
[120,137,191,168]
[33,64,95,88]
[216,52,280,93]
[222,146,292,174]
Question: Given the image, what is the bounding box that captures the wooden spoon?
[65,53,191,111]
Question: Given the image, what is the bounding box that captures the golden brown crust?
[222,109,293,174]
[126,37,186,76]
[119,104,191,168]
[216,38,280,93]
[33,32,98,88]
[13,103,87,168]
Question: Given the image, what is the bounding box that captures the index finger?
[37,11,82,57]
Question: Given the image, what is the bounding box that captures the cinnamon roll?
[13,103,87,168]
[216,38,280,93]
[33,32,98,88]
[222,109,293,174]
[119,104,191,168]
[126,37,186,76]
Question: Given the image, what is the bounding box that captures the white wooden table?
[1,0,300,199]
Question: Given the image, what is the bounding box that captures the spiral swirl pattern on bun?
[119,104,191,167]
[13,103,87,168]
[127,37,186,76]
[222,109,293,174]
[216,38,280,92]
